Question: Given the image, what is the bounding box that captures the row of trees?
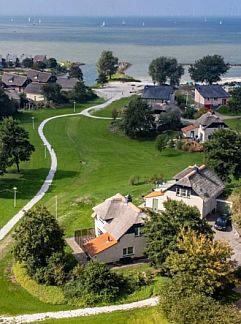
[0,117,35,173]
[148,54,229,85]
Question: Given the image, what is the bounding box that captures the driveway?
[207,215,241,265]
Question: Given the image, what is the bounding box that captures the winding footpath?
[0,82,160,323]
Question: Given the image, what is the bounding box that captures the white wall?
[26,93,44,102]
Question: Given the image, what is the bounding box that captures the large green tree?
[227,88,241,113]
[144,200,213,270]
[97,51,118,79]
[22,57,33,68]
[157,109,182,132]
[13,206,66,284]
[189,55,230,84]
[47,57,58,69]
[121,97,155,138]
[69,63,83,80]
[42,83,64,104]
[0,117,35,172]
[0,87,16,117]
[149,57,184,85]
[204,129,241,182]
[165,228,236,295]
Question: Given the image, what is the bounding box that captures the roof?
[195,112,226,128]
[4,89,21,101]
[25,82,43,95]
[56,78,79,90]
[195,85,229,99]
[84,232,117,257]
[27,69,53,83]
[142,85,172,101]
[173,165,224,201]
[145,191,164,199]
[2,73,28,87]
[33,55,47,62]
[181,124,198,133]
[93,193,145,240]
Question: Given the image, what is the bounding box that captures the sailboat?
[219,20,223,25]
[122,19,126,26]
[101,20,106,28]
[142,21,145,27]
[10,18,14,23]
[38,19,42,24]
[28,17,31,23]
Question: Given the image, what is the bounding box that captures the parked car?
[214,214,231,231]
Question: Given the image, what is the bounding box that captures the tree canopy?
[97,50,118,79]
[0,87,16,118]
[157,109,182,132]
[144,199,213,270]
[69,63,83,80]
[149,57,184,86]
[121,97,155,138]
[204,129,241,182]
[22,57,33,68]
[227,87,241,113]
[189,55,230,84]
[0,117,35,173]
[13,206,66,285]
[42,83,64,104]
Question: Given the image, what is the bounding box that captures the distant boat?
[122,20,126,26]
[101,20,106,28]
[219,20,223,25]
[39,19,42,24]
[28,17,31,23]
[142,21,145,27]
[10,18,14,23]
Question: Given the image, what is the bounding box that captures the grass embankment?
[218,106,241,116]
[225,118,241,132]
[94,96,136,118]
[30,307,167,324]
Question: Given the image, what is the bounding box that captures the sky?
[0,0,241,17]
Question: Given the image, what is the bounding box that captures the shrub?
[155,134,169,152]
[13,263,65,305]
[129,175,140,186]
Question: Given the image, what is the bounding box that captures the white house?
[144,165,224,218]
[25,82,44,102]
[181,112,229,143]
[195,84,230,108]
[84,193,146,264]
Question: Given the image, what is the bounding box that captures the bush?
[155,134,169,152]
[180,139,204,153]
[194,107,207,119]
[129,175,140,186]
[13,263,65,305]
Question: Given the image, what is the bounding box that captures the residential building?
[56,78,79,91]
[144,165,224,218]
[195,84,230,108]
[27,69,56,83]
[25,82,44,102]
[1,73,30,92]
[33,55,47,63]
[84,193,146,264]
[142,85,174,114]
[181,111,228,142]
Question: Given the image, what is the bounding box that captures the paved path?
[0,297,159,323]
[0,81,145,241]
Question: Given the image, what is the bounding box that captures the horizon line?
[1,14,241,18]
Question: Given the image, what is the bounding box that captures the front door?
[152,198,158,211]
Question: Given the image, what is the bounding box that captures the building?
[33,55,47,63]
[144,165,224,218]
[1,73,30,92]
[25,82,44,102]
[83,193,146,264]
[27,69,56,83]
[142,85,174,114]
[195,85,230,109]
[181,111,228,142]
[56,78,79,91]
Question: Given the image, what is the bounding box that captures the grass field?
[30,307,167,324]
[94,96,135,118]
[225,118,241,132]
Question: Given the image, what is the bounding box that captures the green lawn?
[225,118,241,132]
[94,96,135,118]
[218,106,241,116]
[30,307,167,324]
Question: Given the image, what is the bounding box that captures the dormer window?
[176,187,191,198]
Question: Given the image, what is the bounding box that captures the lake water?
[0,16,241,84]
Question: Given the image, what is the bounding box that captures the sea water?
[0,16,241,84]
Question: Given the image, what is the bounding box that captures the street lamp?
[32,116,35,130]
[13,187,17,208]
[73,101,76,113]
[44,144,47,159]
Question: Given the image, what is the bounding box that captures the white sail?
[101,20,106,27]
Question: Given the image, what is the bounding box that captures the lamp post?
[55,195,58,220]
[13,187,17,208]
[44,144,47,159]
[73,101,76,113]
[32,116,35,130]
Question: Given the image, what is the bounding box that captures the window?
[123,247,134,256]
[176,187,191,198]
[134,227,142,237]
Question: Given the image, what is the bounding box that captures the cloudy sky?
[0,0,241,17]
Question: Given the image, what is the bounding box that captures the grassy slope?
[94,96,135,118]
[30,307,167,324]
[225,118,241,132]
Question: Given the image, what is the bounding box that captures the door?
[152,198,158,211]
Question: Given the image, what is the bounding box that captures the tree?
[204,129,241,182]
[13,206,65,284]
[155,134,169,152]
[42,83,64,104]
[0,87,16,117]
[189,55,230,84]
[15,57,21,68]
[157,109,182,132]
[69,63,83,80]
[165,228,236,295]
[149,57,184,85]
[121,97,155,138]
[47,57,58,69]
[0,117,35,172]
[97,51,118,79]
[34,61,47,70]
[144,199,213,270]
[22,57,33,68]
[96,72,108,86]
[227,88,241,113]
[112,108,118,120]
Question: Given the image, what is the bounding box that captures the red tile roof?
[181,124,198,133]
[144,191,164,199]
[84,232,117,257]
